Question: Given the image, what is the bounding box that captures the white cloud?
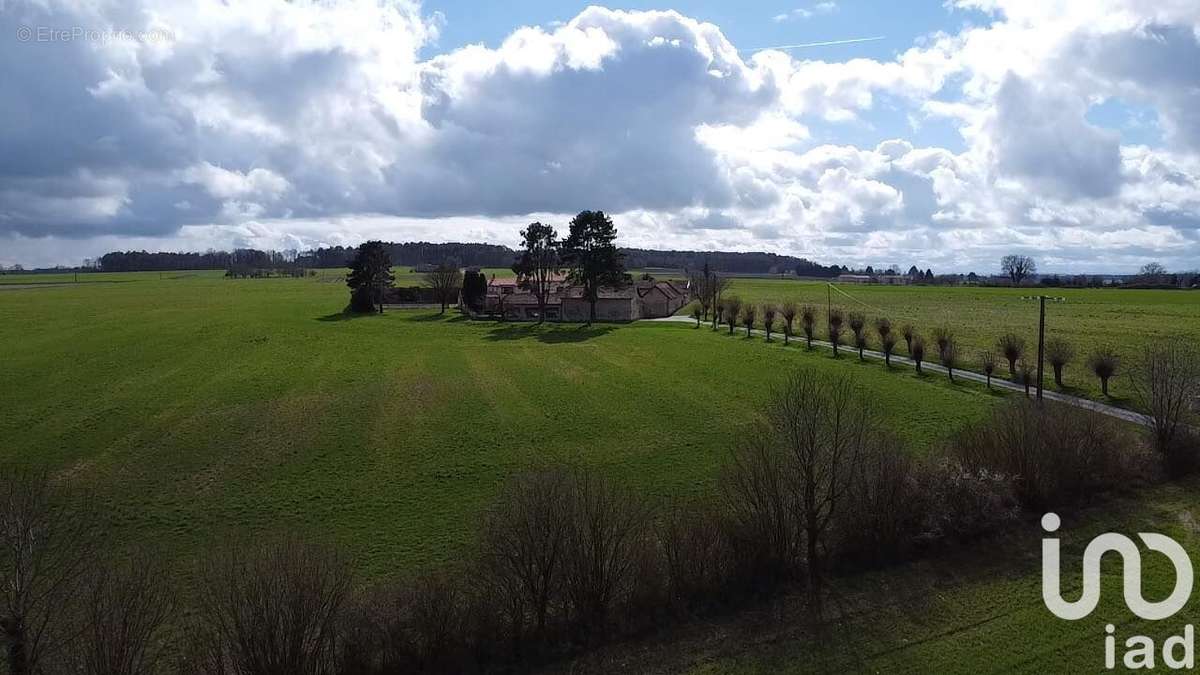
[1,0,1199,273]
[772,3,838,23]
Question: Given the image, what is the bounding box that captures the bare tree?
[827,308,845,357]
[1017,360,1035,397]
[980,350,998,389]
[848,312,868,360]
[800,305,817,349]
[724,297,741,335]
[512,223,561,323]
[766,370,876,588]
[713,302,724,332]
[559,471,650,643]
[938,332,959,382]
[708,274,732,330]
[880,332,897,367]
[68,550,174,675]
[478,468,571,646]
[780,302,798,346]
[656,500,730,612]
[1001,255,1037,286]
[689,303,703,328]
[997,333,1026,377]
[910,335,926,374]
[741,305,757,338]
[1046,338,1075,388]
[873,318,893,360]
[901,323,916,354]
[192,539,352,675]
[1087,347,1120,396]
[0,468,96,675]
[423,262,464,315]
[1131,341,1200,455]
[762,305,777,342]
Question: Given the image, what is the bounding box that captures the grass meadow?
[5,269,1200,672]
[1,271,999,577]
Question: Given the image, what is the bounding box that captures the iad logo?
[1041,512,1197,670]
[1042,512,1193,620]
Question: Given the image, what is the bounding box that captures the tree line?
[3,340,1195,674]
[697,294,1181,406]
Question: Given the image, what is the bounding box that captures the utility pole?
[1021,294,1065,401]
[827,283,832,331]
[1036,295,1046,401]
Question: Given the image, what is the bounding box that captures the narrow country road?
[647,315,1152,427]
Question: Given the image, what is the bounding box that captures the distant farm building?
[483,277,689,321]
[835,273,912,285]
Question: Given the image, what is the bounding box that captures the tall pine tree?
[560,211,630,324]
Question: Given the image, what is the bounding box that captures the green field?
[709,278,1200,403]
[0,272,1000,575]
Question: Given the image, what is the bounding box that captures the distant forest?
[94,242,845,277]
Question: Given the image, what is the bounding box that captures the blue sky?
[421,1,980,61]
[1,0,1197,273]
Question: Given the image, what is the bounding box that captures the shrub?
[917,459,1019,545]
[1164,429,1200,478]
[732,369,878,587]
[719,435,801,586]
[1087,346,1120,396]
[1046,338,1074,387]
[69,551,174,675]
[192,539,351,675]
[477,468,571,646]
[559,471,652,644]
[1130,340,1200,464]
[948,399,1146,511]
[655,499,733,614]
[834,437,926,567]
[997,333,1025,377]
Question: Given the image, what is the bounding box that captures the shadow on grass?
[411,311,449,321]
[316,309,377,322]
[484,322,617,344]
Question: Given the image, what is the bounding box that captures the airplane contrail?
[742,35,886,53]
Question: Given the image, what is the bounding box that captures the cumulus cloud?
[772,3,838,23]
[1,0,1199,272]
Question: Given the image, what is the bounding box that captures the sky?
[1,1,1199,274]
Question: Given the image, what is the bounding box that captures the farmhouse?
[483,276,689,321]
[835,273,873,284]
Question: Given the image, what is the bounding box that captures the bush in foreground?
[948,399,1147,511]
